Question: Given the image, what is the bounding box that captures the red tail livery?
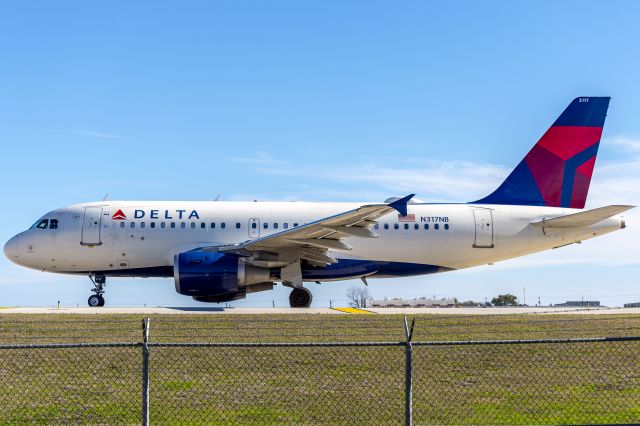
[476,97,610,208]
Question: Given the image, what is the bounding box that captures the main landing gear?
[88,274,106,307]
[289,287,312,308]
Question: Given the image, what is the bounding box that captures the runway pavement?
[1,306,638,315]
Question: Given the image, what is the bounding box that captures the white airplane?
[4,97,634,307]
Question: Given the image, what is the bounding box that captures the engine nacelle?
[192,290,247,303]
[174,252,272,301]
[192,283,274,303]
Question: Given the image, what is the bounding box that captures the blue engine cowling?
[174,251,272,302]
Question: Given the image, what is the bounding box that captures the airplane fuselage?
[4,201,624,282]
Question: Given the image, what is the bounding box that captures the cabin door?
[473,209,494,248]
[81,207,103,246]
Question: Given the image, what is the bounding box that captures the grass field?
[2,312,640,344]
[1,313,639,424]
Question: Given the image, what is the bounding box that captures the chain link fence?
[413,338,640,425]
[150,343,405,424]
[0,343,141,423]
[0,319,639,424]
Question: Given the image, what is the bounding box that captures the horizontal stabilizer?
[531,205,634,229]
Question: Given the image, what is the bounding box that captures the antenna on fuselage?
[214,194,221,201]
[102,193,110,201]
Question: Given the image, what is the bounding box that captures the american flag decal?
[398,214,416,222]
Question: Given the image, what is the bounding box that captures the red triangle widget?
[112,209,127,220]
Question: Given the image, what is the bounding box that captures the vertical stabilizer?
[474,97,610,208]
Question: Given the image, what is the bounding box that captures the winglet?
[388,194,415,216]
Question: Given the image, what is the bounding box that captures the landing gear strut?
[88,275,106,307]
[289,287,312,308]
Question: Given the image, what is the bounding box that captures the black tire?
[88,295,101,307]
[289,287,312,308]
[97,295,105,307]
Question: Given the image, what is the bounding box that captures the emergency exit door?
[81,207,103,246]
[473,209,494,248]
[248,218,260,238]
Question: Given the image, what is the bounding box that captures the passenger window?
[251,222,257,229]
[404,223,409,230]
[264,223,268,229]
[49,219,58,229]
[140,222,146,229]
[374,224,379,230]
[120,222,125,228]
[210,223,215,229]
[434,224,440,230]
[150,222,156,229]
[181,222,186,229]
[191,222,196,229]
[171,222,176,229]
[236,223,241,229]
[293,223,299,227]
[201,223,206,229]
[274,223,279,229]
[161,222,166,229]
[394,223,399,230]
[36,219,48,229]
[221,223,226,229]
[130,222,135,229]
[424,224,429,230]
[384,224,389,230]
[284,223,289,229]
[444,224,450,230]
[414,223,419,230]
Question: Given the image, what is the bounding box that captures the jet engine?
[174,252,273,302]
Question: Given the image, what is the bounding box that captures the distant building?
[370,297,456,308]
[554,300,600,307]
[624,302,640,308]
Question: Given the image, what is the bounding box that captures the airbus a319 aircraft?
[4,97,634,307]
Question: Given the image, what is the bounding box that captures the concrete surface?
[0,306,638,315]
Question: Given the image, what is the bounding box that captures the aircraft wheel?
[88,295,102,307]
[289,287,312,308]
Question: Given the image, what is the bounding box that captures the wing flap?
[299,248,338,264]
[320,225,379,238]
[531,205,634,229]
[285,238,352,251]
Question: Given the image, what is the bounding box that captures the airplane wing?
[197,194,415,266]
[531,205,634,229]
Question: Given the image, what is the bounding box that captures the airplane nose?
[3,235,19,262]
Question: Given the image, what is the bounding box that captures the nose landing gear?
[88,275,106,307]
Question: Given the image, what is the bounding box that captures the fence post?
[142,317,150,426]
[404,316,415,426]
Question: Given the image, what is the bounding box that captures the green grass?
[2,312,640,344]
[0,313,639,424]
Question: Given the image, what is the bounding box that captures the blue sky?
[1,1,639,307]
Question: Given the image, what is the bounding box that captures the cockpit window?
[30,218,58,230]
[35,219,49,229]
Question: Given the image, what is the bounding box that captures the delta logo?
[112,209,127,220]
